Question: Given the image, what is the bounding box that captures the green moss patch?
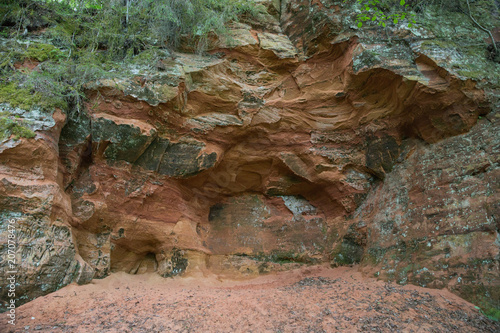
[0,113,35,141]
[0,82,43,110]
[25,43,65,62]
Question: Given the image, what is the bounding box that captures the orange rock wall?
[1,0,498,313]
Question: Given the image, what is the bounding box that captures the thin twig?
[466,0,497,54]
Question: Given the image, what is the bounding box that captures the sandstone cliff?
[0,0,499,317]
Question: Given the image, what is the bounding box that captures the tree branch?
[466,0,497,54]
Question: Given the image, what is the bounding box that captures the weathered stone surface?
[133,137,219,178]
[0,214,83,302]
[331,222,367,266]
[157,248,189,277]
[353,106,500,314]
[204,194,327,261]
[75,228,111,278]
[257,32,299,59]
[0,104,55,151]
[0,108,93,312]
[91,115,156,163]
[58,110,92,189]
[217,26,259,49]
[134,137,171,172]
[188,113,244,131]
[157,140,218,178]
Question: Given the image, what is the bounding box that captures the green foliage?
[25,43,65,62]
[349,0,499,36]
[0,0,261,114]
[6,0,261,57]
[349,0,416,28]
[0,40,107,113]
[481,306,500,322]
[0,113,35,141]
[0,82,43,110]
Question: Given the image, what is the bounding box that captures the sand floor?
[2,265,499,332]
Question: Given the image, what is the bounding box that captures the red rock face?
[353,109,500,312]
[0,0,498,313]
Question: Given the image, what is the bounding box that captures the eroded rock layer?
[1,0,499,313]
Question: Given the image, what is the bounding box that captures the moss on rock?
[0,112,35,141]
[0,82,43,110]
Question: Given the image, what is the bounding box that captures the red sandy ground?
[2,265,499,332]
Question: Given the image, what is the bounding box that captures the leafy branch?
[350,0,416,28]
[465,0,497,54]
